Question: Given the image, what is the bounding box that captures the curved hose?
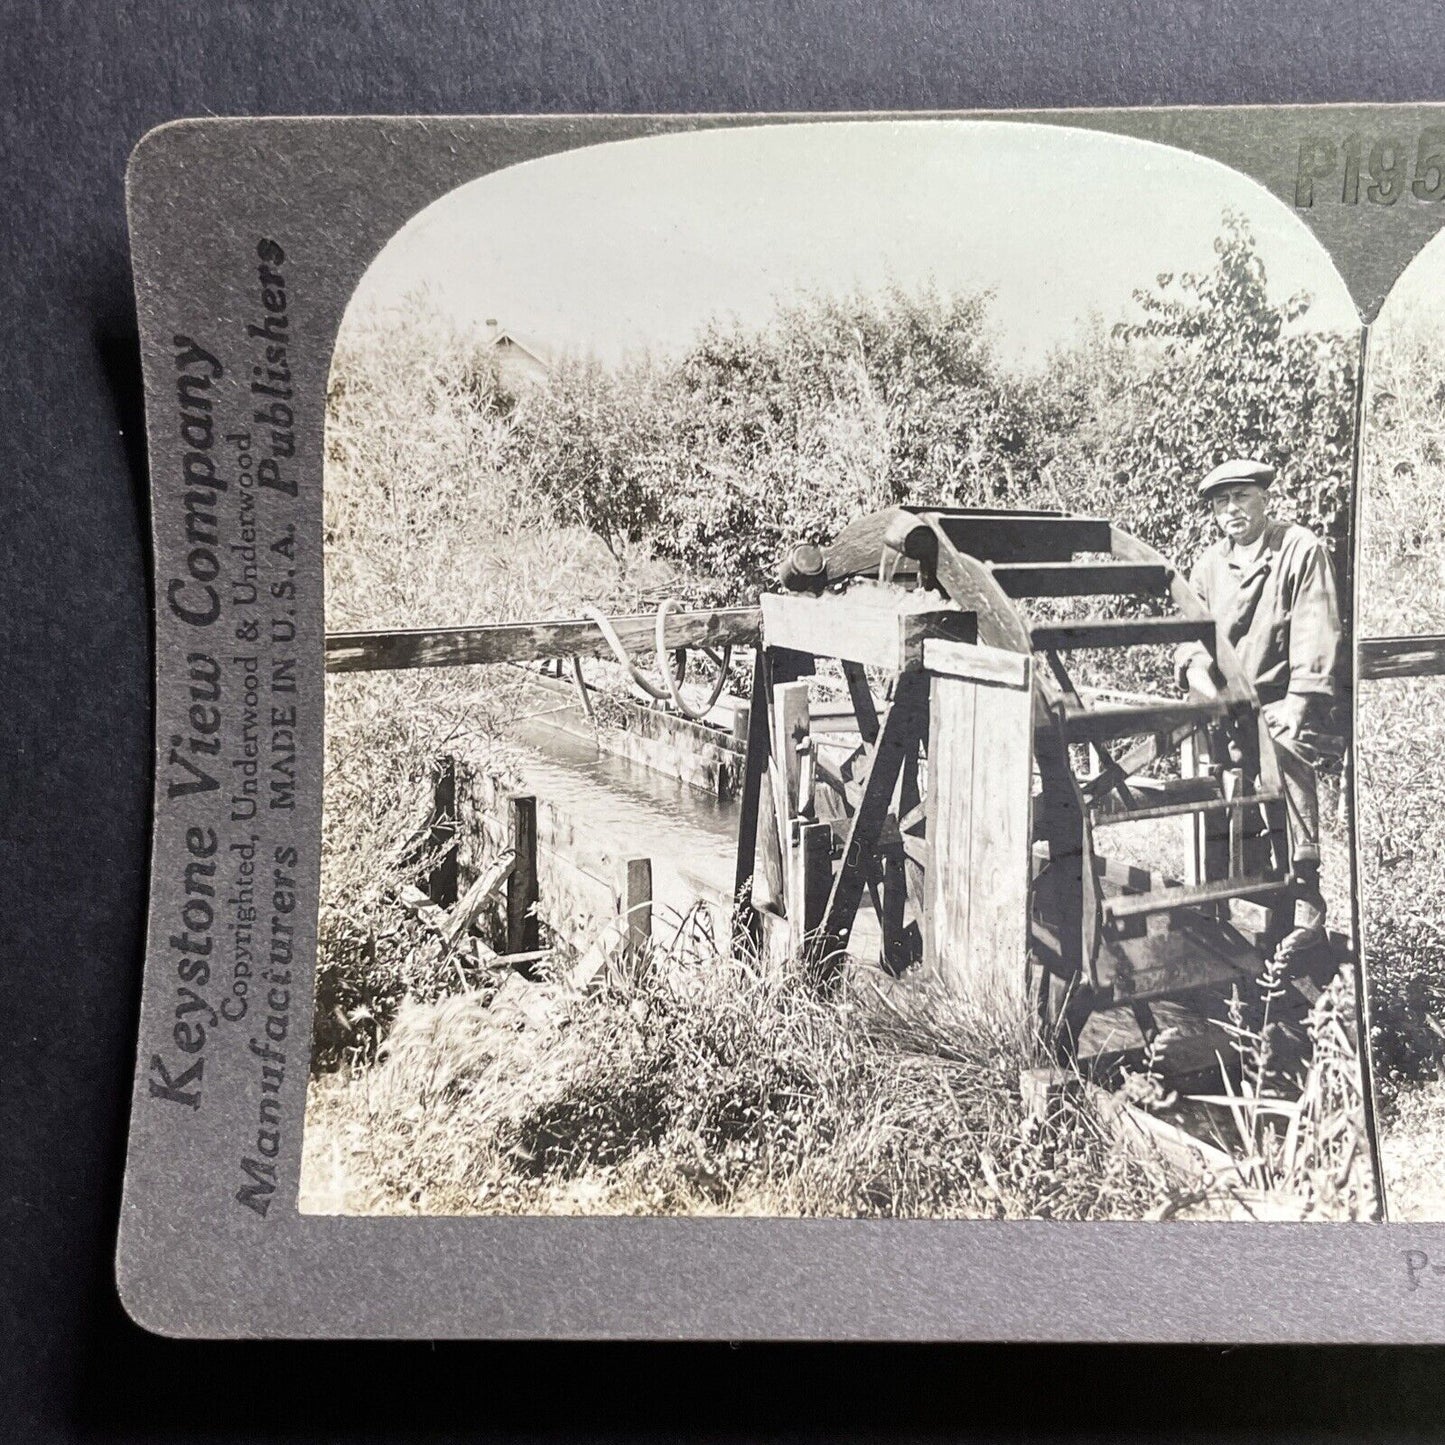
[655,598,731,722]
[577,600,732,722]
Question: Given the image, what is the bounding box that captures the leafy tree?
[650,285,1060,600]
[507,353,669,560]
[1048,211,1357,567]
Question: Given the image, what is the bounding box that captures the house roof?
[484,324,551,369]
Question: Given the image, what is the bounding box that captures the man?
[1173,457,1342,964]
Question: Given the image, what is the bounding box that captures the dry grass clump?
[316,669,520,1069]
[326,301,679,632]
[302,936,1204,1220]
[1183,961,1375,1220]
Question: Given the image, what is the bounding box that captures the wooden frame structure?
[735,504,1305,1051]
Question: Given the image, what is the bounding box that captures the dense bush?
[1045,213,1356,564]
[1356,675,1445,1113]
[330,216,1358,614]
[480,215,1356,604]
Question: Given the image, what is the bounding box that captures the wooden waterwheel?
[733,504,1298,1058]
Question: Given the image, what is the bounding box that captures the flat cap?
[1198,457,1275,499]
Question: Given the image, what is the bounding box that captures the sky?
[349,119,1363,368]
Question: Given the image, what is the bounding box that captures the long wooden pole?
[325,607,760,673]
[1357,634,1445,680]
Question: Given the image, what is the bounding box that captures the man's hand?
[1262,693,1312,744]
[1177,655,1221,700]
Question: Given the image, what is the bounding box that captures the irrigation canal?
[494,683,1283,1074]
[500,696,742,937]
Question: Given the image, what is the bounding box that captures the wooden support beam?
[506,794,539,957]
[1061,697,1230,745]
[989,561,1170,598]
[817,673,930,967]
[426,756,459,907]
[734,651,774,934]
[840,662,881,746]
[1359,634,1445,680]
[1104,875,1290,922]
[771,680,813,949]
[760,590,975,672]
[325,606,760,673]
[922,637,1031,689]
[772,681,814,825]
[440,848,517,951]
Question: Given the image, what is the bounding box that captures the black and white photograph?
[299,119,1381,1222]
[1356,226,1445,1220]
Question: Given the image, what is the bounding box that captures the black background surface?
[8,1,1445,1438]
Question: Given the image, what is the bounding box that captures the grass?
[302,938,1212,1220]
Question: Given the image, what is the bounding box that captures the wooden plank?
[397,883,450,934]
[1084,1083,1239,1179]
[1097,920,1262,1003]
[1359,634,1445,680]
[924,663,1035,1013]
[773,681,814,826]
[1061,698,1229,744]
[747,649,811,919]
[324,606,761,673]
[935,512,1112,562]
[793,821,834,958]
[989,562,1169,598]
[439,847,516,951]
[926,672,974,992]
[771,680,813,945]
[818,674,930,963]
[921,638,1030,689]
[734,651,773,924]
[760,591,975,672]
[506,794,540,956]
[1104,875,1290,922]
[1028,617,1213,651]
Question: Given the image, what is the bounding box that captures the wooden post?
[771,680,813,950]
[734,651,775,940]
[427,755,459,908]
[732,701,751,746]
[621,855,653,971]
[791,820,833,960]
[1180,728,1208,889]
[880,842,908,975]
[506,794,539,956]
